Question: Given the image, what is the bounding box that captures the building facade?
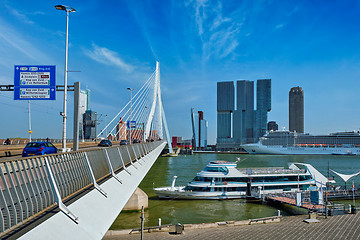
[233,80,255,144]
[191,108,208,149]
[289,86,304,133]
[216,82,235,149]
[255,79,271,141]
[217,79,271,150]
[83,110,97,140]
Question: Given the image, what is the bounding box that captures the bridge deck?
[0,141,166,239]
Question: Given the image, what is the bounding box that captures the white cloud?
[84,43,134,72]
[274,23,285,30]
[186,0,241,60]
[5,5,34,25]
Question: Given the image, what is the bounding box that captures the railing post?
[83,152,107,197]
[117,147,131,175]
[44,156,79,223]
[104,149,122,184]
[126,146,137,169]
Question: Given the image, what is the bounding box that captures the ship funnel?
[171,176,178,191]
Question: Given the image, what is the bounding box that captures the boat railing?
[237,168,306,175]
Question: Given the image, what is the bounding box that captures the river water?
[110,153,360,230]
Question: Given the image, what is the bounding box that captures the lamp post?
[127,88,134,144]
[55,5,76,152]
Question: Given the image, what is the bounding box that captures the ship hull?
[242,143,360,155]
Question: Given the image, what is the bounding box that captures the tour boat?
[153,161,332,200]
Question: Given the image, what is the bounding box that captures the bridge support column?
[123,187,148,211]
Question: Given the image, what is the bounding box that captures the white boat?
[153,161,331,200]
[241,130,360,155]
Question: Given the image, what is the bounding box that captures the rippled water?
[110,153,360,229]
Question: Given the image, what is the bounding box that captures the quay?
[103,213,360,240]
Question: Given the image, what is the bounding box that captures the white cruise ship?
[241,130,360,155]
[153,161,330,200]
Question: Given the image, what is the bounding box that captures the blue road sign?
[127,121,136,128]
[14,65,56,100]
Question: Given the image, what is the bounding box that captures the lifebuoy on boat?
[223,182,227,185]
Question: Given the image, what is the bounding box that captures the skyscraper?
[217,81,234,141]
[191,108,208,149]
[233,80,254,144]
[255,79,271,140]
[289,86,304,133]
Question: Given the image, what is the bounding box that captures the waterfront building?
[289,86,304,133]
[233,80,254,144]
[267,121,278,131]
[172,136,192,149]
[216,81,235,149]
[255,79,271,141]
[191,108,208,149]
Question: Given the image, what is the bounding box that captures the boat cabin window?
[204,167,228,173]
[193,176,212,182]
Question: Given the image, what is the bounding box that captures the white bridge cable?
[108,78,152,135]
[115,84,153,141]
[125,84,153,141]
[110,75,154,140]
[96,70,155,138]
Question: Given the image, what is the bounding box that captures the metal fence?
[0,141,163,235]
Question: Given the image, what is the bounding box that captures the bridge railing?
[0,141,164,236]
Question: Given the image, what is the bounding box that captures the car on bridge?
[133,139,141,144]
[98,139,112,147]
[120,140,128,145]
[22,142,58,157]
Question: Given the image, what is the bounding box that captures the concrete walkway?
[104,213,360,240]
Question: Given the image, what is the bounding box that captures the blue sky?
[1,0,360,144]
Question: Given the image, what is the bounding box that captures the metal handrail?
[0,140,164,235]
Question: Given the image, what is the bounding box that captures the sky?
[1,0,360,145]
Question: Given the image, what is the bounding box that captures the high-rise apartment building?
[217,81,234,141]
[289,86,304,133]
[217,79,271,149]
[83,110,97,139]
[191,108,208,149]
[255,79,271,140]
[233,80,254,144]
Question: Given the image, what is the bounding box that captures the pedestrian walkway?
[104,213,360,240]
[266,195,325,212]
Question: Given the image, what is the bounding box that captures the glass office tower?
[289,86,304,133]
[191,108,208,149]
[217,81,234,139]
[255,79,271,141]
[234,80,254,144]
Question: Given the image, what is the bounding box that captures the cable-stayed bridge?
[0,62,172,239]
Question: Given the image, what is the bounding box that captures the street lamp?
[127,88,134,144]
[55,5,76,152]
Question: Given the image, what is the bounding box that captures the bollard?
[278,210,281,217]
[349,204,352,213]
[158,218,162,230]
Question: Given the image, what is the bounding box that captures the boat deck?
[237,167,307,175]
